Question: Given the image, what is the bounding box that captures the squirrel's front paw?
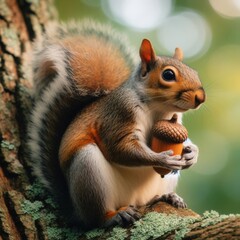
[147,192,187,208]
[182,143,199,169]
[157,150,186,170]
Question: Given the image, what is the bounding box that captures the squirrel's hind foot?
[104,206,141,228]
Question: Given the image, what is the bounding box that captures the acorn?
[151,114,188,177]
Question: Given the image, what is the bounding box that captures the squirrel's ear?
[139,39,157,75]
[173,48,183,61]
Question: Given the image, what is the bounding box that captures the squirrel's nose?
[194,89,206,108]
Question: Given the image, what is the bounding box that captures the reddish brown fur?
[58,36,136,169]
[105,207,128,220]
[63,36,131,92]
[59,117,95,170]
[59,103,106,170]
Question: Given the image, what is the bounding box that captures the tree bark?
[0,0,57,239]
[0,0,239,239]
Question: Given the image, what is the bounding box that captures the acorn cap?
[152,114,188,143]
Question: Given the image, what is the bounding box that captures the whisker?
[144,98,174,114]
[201,104,210,113]
[142,91,177,101]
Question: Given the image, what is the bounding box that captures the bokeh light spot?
[209,0,240,18]
[157,11,211,59]
[101,0,172,31]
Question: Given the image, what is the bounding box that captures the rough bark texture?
[0,0,239,239]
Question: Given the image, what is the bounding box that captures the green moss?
[42,212,57,224]
[202,210,219,219]
[25,181,59,209]
[21,199,44,220]
[47,227,80,240]
[21,198,83,239]
[174,227,191,240]
[1,140,15,150]
[1,28,21,56]
[25,181,47,198]
[45,197,59,209]
[107,227,127,240]
[46,227,63,240]
[131,212,198,240]
[85,228,105,239]
[201,210,239,228]
[22,181,83,239]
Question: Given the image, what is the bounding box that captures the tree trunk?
[0,0,239,239]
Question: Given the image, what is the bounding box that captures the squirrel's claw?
[147,192,187,209]
[157,150,186,170]
[159,192,187,208]
[181,143,199,169]
[104,206,141,228]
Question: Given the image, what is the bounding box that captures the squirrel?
[27,21,206,229]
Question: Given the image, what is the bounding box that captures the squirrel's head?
[139,39,206,112]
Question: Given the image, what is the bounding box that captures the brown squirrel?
[27,21,205,229]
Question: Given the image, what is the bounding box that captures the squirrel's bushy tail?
[27,21,137,218]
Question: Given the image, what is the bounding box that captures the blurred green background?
[55,0,240,214]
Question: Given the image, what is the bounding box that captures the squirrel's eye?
[162,69,176,81]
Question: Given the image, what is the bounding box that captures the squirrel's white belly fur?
[88,146,178,211]
[110,165,178,209]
